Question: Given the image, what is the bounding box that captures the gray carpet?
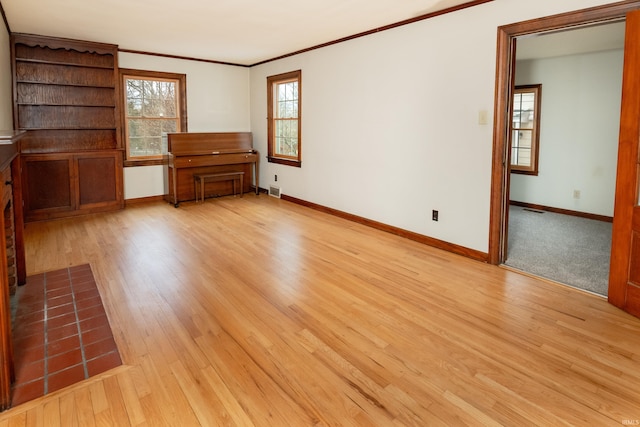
[504,206,612,296]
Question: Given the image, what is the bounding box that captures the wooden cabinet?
[22,151,123,222]
[11,34,123,221]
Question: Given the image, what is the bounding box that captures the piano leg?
[254,160,259,195]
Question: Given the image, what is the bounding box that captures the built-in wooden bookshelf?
[11,34,124,221]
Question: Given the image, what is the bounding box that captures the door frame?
[608,9,640,313]
[488,0,640,265]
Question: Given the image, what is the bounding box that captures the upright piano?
[164,132,259,207]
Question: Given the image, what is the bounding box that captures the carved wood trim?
[11,33,118,56]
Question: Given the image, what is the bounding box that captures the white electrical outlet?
[573,190,581,199]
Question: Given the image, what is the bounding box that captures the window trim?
[120,68,187,167]
[510,84,541,176]
[267,70,302,167]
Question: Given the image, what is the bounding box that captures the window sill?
[124,158,166,167]
[511,168,538,176]
[267,156,301,167]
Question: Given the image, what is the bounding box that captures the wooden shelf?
[18,129,119,153]
[15,80,115,89]
[0,130,26,143]
[15,62,115,88]
[18,127,117,131]
[11,33,123,222]
[16,82,115,107]
[17,105,116,130]
[17,103,115,108]
[15,58,114,69]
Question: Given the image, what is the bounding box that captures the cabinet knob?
[4,181,12,186]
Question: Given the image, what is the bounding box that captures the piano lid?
[165,132,253,156]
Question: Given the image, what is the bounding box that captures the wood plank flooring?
[1,194,639,425]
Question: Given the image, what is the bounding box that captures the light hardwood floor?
[1,195,639,425]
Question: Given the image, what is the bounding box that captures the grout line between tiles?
[12,265,122,406]
[68,269,90,380]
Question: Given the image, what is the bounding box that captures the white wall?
[250,0,616,253]
[0,22,13,129]
[511,50,623,217]
[2,0,617,253]
[118,52,250,200]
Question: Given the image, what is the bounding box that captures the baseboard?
[281,194,489,263]
[125,195,165,206]
[127,188,267,206]
[509,201,613,223]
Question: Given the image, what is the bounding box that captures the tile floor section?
[10,264,122,407]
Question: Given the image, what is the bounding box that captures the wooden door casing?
[609,9,640,316]
[489,2,640,319]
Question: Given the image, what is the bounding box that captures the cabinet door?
[22,151,123,221]
[76,152,123,210]
[22,154,75,219]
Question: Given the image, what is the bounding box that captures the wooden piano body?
[164,132,259,207]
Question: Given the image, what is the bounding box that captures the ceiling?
[1,0,476,66]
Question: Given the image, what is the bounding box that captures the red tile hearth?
[10,264,122,407]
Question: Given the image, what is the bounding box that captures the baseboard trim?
[125,195,165,206]
[281,194,489,263]
[509,201,613,223]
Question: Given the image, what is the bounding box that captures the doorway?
[488,2,640,298]
[502,23,624,296]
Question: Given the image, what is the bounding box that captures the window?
[121,69,187,165]
[510,84,541,175]
[267,70,301,167]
